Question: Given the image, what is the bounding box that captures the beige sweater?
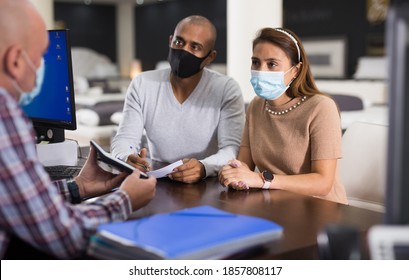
[242,94,348,204]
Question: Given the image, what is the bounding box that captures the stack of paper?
[87,205,283,260]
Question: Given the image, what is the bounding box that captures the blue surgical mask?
[13,51,45,106]
[250,67,294,100]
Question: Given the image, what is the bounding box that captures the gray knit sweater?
[111,68,245,177]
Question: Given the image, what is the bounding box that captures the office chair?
[338,121,388,212]
[330,94,364,111]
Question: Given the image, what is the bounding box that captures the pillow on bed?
[76,108,100,126]
[110,111,123,125]
[76,101,124,126]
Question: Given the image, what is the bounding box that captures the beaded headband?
[274,28,301,62]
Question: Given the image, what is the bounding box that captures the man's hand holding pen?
[127,147,151,172]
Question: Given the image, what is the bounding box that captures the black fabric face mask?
[167,48,210,78]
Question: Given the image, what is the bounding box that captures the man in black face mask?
[111,15,245,184]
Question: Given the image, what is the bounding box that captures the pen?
[134,162,149,171]
[130,146,150,171]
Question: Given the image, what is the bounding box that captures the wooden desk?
[78,146,383,259]
[4,163,383,260]
[129,176,383,260]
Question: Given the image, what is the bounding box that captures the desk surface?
[127,176,383,259]
[79,148,383,259]
[5,148,383,260]
[6,174,381,260]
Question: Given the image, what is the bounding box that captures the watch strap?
[261,171,274,189]
[67,179,82,204]
[262,180,271,189]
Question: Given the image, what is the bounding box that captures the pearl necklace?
[265,96,308,116]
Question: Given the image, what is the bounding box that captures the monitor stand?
[34,127,65,143]
[36,139,78,166]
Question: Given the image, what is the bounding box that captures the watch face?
[263,171,274,181]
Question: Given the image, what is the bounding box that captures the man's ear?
[168,35,173,47]
[204,50,217,66]
[4,45,23,80]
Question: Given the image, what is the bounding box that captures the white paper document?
[147,160,183,178]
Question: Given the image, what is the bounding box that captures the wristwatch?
[67,179,82,204]
[261,170,274,189]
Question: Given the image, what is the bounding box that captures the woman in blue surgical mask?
[219,27,348,205]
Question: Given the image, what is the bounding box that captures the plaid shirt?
[0,88,132,259]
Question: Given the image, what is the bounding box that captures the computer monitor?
[385,0,409,225]
[21,29,76,143]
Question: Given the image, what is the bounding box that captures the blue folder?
[89,205,283,259]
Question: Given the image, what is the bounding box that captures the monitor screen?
[385,1,409,225]
[21,29,76,143]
